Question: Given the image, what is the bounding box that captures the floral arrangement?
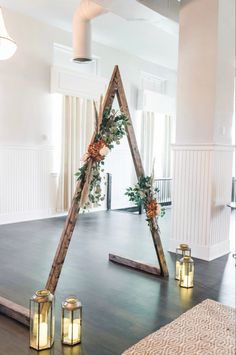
[125,175,165,227]
[75,107,129,209]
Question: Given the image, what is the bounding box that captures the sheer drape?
[141,112,155,175]
[57,96,95,212]
[162,114,172,178]
[141,112,172,178]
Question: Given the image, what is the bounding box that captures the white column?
[170,0,235,260]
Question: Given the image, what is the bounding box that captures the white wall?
[0,10,71,224]
[0,10,71,147]
[0,8,177,222]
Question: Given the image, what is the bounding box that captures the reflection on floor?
[0,209,235,355]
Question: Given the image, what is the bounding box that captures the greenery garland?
[125,175,165,226]
[75,107,129,209]
[75,105,165,224]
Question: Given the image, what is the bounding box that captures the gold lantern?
[61,296,82,346]
[29,289,55,351]
[179,255,194,288]
[175,244,191,280]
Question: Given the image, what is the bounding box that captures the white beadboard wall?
[0,145,57,224]
[170,144,234,260]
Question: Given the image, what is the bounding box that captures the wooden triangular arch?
[46,65,168,295]
[0,66,168,328]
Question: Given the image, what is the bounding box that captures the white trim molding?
[51,65,107,100]
[169,239,231,261]
[170,144,234,261]
[172,143,235,151]
[137,89,176,113]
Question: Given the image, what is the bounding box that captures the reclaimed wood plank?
[150,224,169,277]
[109,254,161,276]
[45,101,102,294]
[103,66,145,177]
[104,66,168,277]
[0,296,29,327]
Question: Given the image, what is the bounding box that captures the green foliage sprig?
[96,107,129,149]
[125,176,165,226]
[75,107,129,209]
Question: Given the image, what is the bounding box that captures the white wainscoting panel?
[0,145,57,224]
[170,144,234,260]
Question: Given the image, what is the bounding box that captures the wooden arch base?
[0,66,168,327]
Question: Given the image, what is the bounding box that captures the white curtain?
[141,112,172,178]
[141,111,155,176]
[161,114,172,178]
[57,96,95,212]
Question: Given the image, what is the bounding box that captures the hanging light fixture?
[0,7,17,60]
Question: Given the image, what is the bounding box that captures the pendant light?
[0,7,17,60]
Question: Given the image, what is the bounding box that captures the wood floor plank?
[0,210,234,355]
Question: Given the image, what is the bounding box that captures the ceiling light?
[0,7,17,60]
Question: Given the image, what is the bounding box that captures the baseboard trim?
[168,239,231,261]
[0,209,56,225]
[0,207,109,225]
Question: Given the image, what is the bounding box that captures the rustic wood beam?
[0,296,29,327]
[150,225,169,277]
[45,101,104,294]
[45,188,82,294]
[105,66,169,278]
[103,65,145,177]
[109,254,161,276]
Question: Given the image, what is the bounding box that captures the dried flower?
[88,140,107,161]
[146,199,161,219]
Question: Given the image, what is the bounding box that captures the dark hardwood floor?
[0,209,235,355]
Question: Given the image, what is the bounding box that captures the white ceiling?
[1,0,179,70]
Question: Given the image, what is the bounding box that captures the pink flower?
[99,146,110,157]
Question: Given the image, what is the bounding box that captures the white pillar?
[170,0,235,260]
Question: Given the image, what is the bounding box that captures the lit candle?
[36,322,48,348]
[61,296,82,345]
[68,321,80,343]
[182,271,193,288]
[30,289,54,351]
[175,260,180,280]
[183,275,189,288]
[33,314,41,336]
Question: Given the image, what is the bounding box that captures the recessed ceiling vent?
[73,0,107,62]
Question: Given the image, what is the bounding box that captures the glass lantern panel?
[175,247,191,280]
[30,300,54,350]
[180,260,194,288]
[62,308,82,345]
